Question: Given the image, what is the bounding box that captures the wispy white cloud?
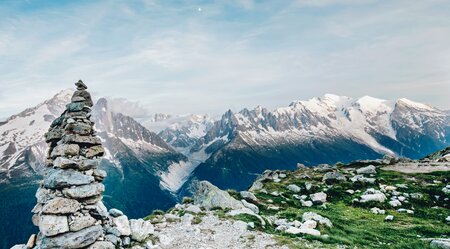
[0,0,449,120]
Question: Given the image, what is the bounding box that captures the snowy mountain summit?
[178,94,449,192]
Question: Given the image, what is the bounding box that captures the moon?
[198,7,202,12]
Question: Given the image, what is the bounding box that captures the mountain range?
[173,94,450,192]
[0,90,449,248]
[0,90,186,248]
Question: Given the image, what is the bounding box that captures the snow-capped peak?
[397,98,435,111]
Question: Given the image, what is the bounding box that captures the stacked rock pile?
[13,81,155,249]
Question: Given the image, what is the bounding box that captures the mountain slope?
[0,92,186,248]
[181,94,449,192]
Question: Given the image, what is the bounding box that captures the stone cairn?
[13,80,154,249]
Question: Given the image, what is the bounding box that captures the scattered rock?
[130,218,154,242]
[356,165,377,174]
[112,215,131,236]
[302,212,332,227]
[310,192,327,204]
[384,215,394,221]
[194,181,244,210]
[370,207,385,215]
[185,204,202,214]
[301,200,313,207]
[287,184,301,193]
[241,199,259,214]
[300,220,317,230]
[360,189,386,203]
[240,191,258,202]
[389,200,402,207]
[322,171,347,183]
[430,238,450,249]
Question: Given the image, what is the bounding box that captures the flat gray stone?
[87,241,115,249]
[66,102,85,112]
[42,197,81,214]
[53,157,78,169]
[79,159,100,170]
[83,145,105,158]
[63,183,104,199]
[45,128,64,143]
[40,225,103,249]
[66,122,91,135]
[50,144,80,158]
[39,215,69,237]
[356,165,377,174]
[43,169,94,189]
[62,134,101,145]
[69,214,96,232]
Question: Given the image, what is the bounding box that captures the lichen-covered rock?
[42,197,81,214]
[62,134,101,145]
[66,102,86,112]
[72,89,93,107]
[45,128,64,142]
[69,214,96,232]
[39,215,70,236]
[50,144,80,158]
[53,157,78,169]
[66,122,91,135]
[35,187,56,204]
[83,145,105,158]
[79,159,100,170]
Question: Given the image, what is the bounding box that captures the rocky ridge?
[12,81,155,249]
[182,95,449,193]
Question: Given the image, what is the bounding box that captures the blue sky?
[0,0,449,120]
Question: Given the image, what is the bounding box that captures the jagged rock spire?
[12,81,155,249]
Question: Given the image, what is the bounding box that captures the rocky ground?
[132,149,450,249]
[12,148,450,249]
